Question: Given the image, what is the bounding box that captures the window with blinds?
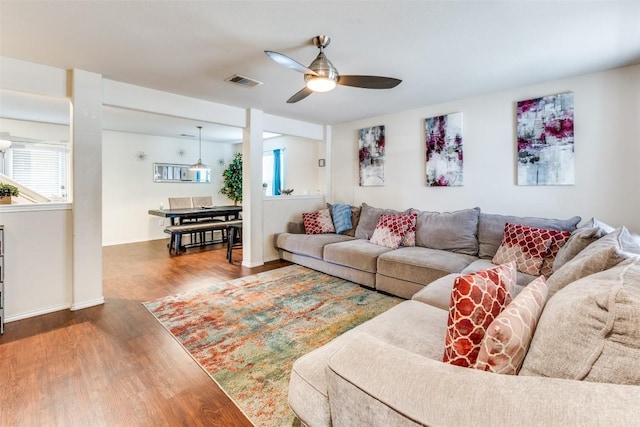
[11,145,69,202]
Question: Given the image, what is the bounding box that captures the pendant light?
[190,126,210,171]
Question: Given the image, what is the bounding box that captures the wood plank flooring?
[0,239,291,426]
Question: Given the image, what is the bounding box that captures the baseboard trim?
[70,297,105,311]
[5,303,71,323]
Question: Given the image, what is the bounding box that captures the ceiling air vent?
[225,74,263,88]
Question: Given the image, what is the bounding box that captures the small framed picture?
[318,159,326,167]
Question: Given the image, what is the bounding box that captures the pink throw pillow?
[400,214,417,247]
[302,209,335,234]
[474,276,549,374]
[369,213,417,249]
[443,262,516,367]
[539,230,571,277]
[492,223,555,275]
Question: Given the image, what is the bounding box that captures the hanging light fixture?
[190,126,210,171]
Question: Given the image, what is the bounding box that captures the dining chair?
[191,196,224,243]
[168,197,197,246]
[168,197,193,210]
[192,196,212,207]
[226,223,243,263]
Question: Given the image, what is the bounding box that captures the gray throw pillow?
[414,207,480,255]
[546,226,640,296]
[354,203,409,240]
[521,256,640,385]
[552,226,607,272]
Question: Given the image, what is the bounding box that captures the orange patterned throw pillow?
[369,213,417,249]
[474,276,549,375]
[302,209,335,234]
[492,223,555,275]
[443,262,516,367]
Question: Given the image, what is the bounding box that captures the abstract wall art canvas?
[517,92,574,186]
[425,112,463,187]
[358,125,385,186]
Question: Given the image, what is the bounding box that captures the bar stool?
[227,223,242,263]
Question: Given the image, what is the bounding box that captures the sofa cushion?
[552,226,607,272]
[302,208,335,234]
[474,276,548,375]
[412,274,461,310]
[443,262,516,367]
[520,256,640,385]
[478,213,580,259]
[288,300,447,427]
[492,223,555,275]
[377,247,477,286]
[413,207,480,255]
[412,271,526,311]
[461,259,536,288]
[370,213,417,249]
[546,227,640,297]
[276,233,353,260]
[354,203,410,240]
[583,217,616,233]
[323,239,393,273]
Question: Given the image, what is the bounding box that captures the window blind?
[11,146,69,200]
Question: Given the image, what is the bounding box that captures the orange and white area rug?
[144,265,401,426]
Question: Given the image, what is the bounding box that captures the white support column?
[70,69,104,310]
[324,124,333,203]
[242,108,264,267]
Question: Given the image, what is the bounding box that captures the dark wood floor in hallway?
[0,239,291,426]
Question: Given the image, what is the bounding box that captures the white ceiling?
[1,1,639,139]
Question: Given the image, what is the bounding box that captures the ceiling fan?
[265,35,402,103]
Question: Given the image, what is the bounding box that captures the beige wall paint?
[101,130,238,245]
[332,64,640,232]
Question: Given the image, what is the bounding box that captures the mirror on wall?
[153,162,210,183]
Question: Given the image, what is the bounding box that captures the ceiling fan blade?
[287,87,314,103]
[338,75,402,89]
[264,50,318,76]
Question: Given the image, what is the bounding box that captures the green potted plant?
[220,153,243,205]
[0,183,19,204]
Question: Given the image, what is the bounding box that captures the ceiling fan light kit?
[190,126,210,171]
[265,35,401,103]
[306,77,336,92]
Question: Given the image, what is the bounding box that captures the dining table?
[148,205,242,225]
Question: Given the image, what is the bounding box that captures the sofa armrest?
[326,333,640,427]
[287,221,305,234]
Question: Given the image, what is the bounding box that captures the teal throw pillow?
[332,204,352,234]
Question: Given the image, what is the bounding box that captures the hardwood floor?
[0,239,291,426]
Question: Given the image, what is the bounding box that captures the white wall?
[332,64,640,232]
[102,130,238,245]
[263,195,325,261]
[0,118,70,144]
[0,206,72,321]
[263,135,322,196]
[0,56,326,322]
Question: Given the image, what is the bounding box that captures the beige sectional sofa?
[276,204,579,299]
[275,204,640,426]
